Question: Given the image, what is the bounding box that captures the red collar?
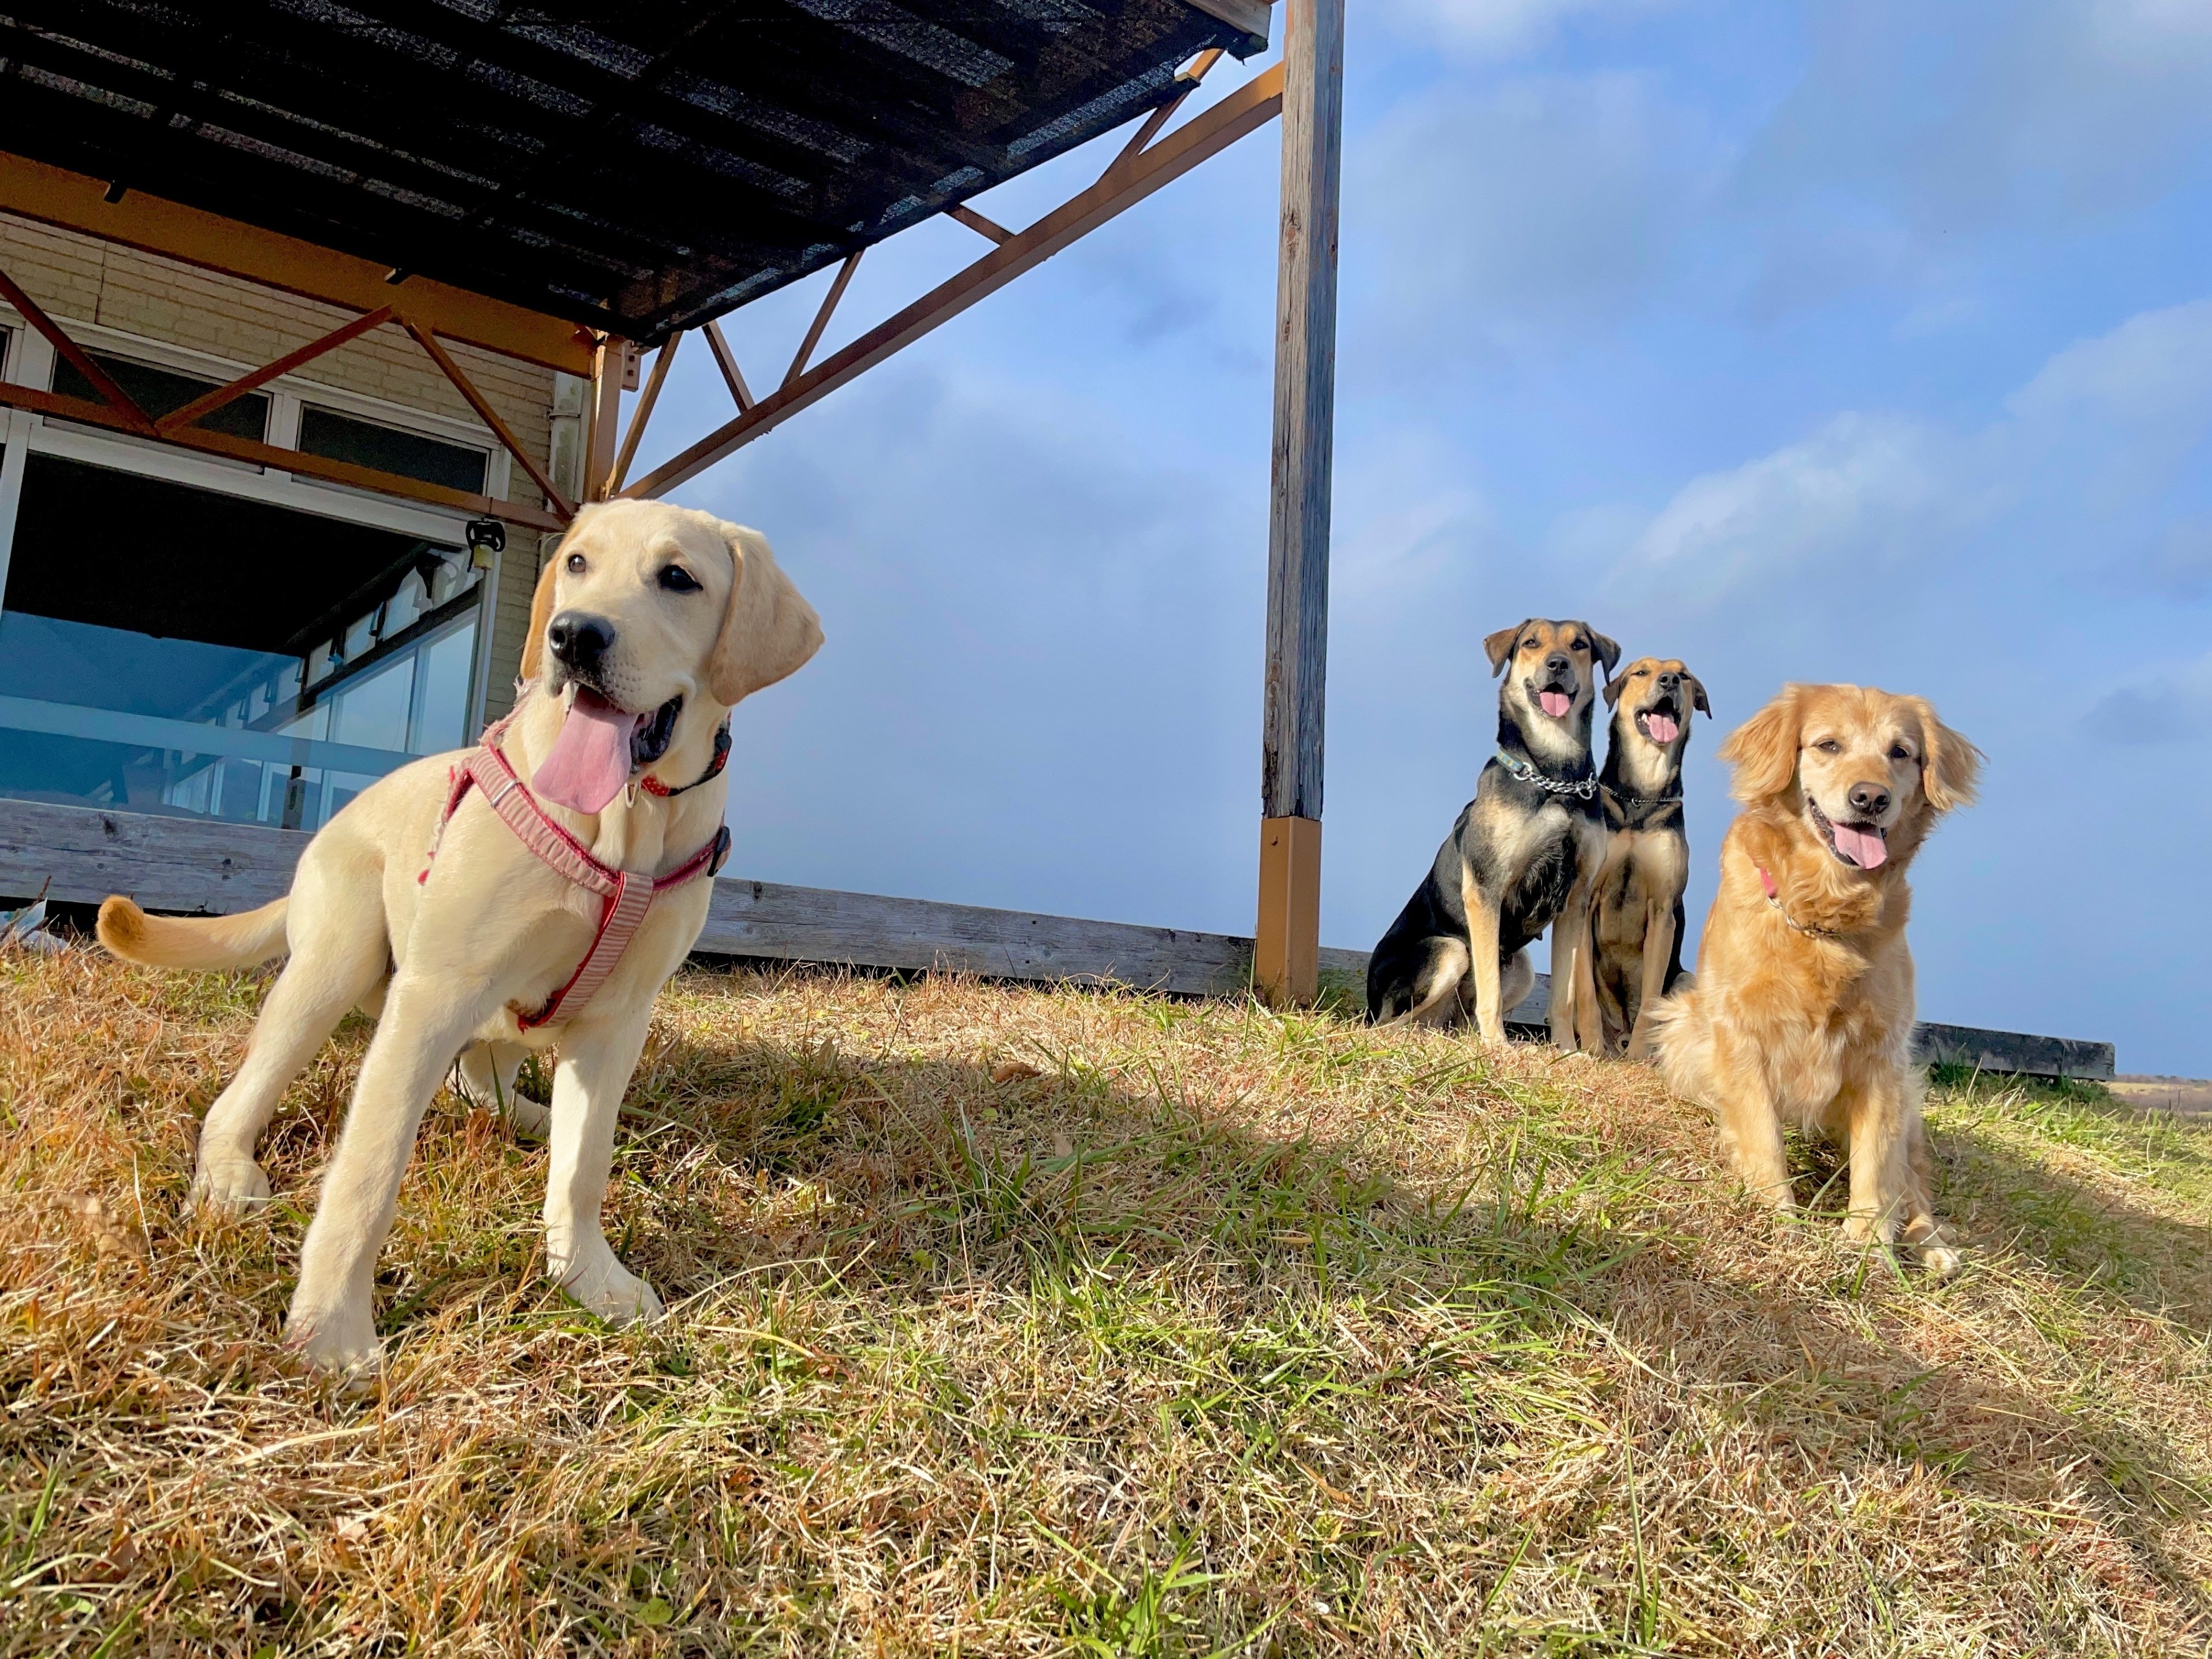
[641,718,731,797]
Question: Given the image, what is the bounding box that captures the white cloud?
[1347,70,1720,366]
[1611,412,1997,606]
[1606,295,2212,615]
[1734,0,2212,319]
[2008,297,2212,432]
[1377,0,1685,59]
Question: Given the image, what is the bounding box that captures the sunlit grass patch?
[1,951,2207,1654]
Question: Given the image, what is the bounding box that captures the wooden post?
[1255,0,1343,1008]
[583,334,627,504]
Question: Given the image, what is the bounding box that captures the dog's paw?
[556,1249,665,1329]
[1916,1239,1963,1279]
[190,1155,272,1212]
[502,1095,552,1143]
[285,1305,382,1383]
[1838,1212,1892,1248]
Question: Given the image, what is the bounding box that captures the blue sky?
[625,0,2212,1075]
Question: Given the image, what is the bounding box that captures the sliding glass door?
[0,452,488,832]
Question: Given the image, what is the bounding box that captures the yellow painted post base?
[1255,814,1322,1008]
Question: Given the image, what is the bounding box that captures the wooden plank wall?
[0,799,2115,1078]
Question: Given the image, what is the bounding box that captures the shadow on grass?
[51,960,2206,1650]
[336,969,2212,1642]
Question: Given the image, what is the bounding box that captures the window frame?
[0,304,508,749]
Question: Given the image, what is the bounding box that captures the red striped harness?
[422,714,730,1029]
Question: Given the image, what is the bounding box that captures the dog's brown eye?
[658,565,701,593]
[1813,738,1841,754]
[1890,743,1912,761]
[565,553,586,574]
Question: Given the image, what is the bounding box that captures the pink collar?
[419,714,728,1029]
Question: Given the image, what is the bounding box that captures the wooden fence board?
[0,799,2111,1077]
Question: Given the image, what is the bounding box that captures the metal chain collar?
[1494,750,1597,800]
[1757,866,1846,940]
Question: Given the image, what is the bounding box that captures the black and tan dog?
[1367,619,1621,1046]
[1583,657,1709,1059]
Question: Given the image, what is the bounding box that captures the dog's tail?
[1644,983,1707,1099]
[97,895,290,971]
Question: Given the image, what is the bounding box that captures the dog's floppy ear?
[1901,695,1983,813]
[707,522,824,706]
[1483,622,1529,678]
[1718,685,1804,803]
[1585,627,1622,678]
[1602,672,1626,709]
[1688,673,1712,717]
[517,548,563,683]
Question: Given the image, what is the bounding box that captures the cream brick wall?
[0,211,563,721]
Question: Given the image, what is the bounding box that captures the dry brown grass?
[3,947,2210,1656]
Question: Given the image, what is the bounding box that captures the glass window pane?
[296,406,487,493]
[411,619,477,756]
[0,454,475,833]
[51,351,268,442]
[327,657,413,755]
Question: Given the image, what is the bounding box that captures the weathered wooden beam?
[1254,0,1343,1007]
[0,378,567,531]
[0,800,2114,1077]
[621,63,1286,501]
[1913,1022,2117,1083]
[0,151,598,374]
[609,332,681,494]
[582,335,627,505]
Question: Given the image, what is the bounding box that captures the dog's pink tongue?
[1539,690,1572,718]
[533,689,636,814]
[1644,712,1680,745]
[1831,822,1889,869]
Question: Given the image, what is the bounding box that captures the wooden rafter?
[157,305,394,434]
[0,378,564,531]
[0,152,596,374]
[401,319,575,519]
[609,331,681,496]
[946,203,1011,246]
[623,64,1286,501]
[703,321,754,412]
[784,251,863,390]
[1111,85,1196,174]
[0,264,155,433]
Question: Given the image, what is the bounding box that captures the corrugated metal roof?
[0,1,1262,344]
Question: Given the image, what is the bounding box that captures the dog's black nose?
[547,610,614,671]
[1544,652,1572,679]
[1847,782,1891,819]
[1657,671,1680,689]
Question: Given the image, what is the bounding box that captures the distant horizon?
[610,0,2212,1076]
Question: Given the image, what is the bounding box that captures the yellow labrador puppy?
[98,499,821,1375]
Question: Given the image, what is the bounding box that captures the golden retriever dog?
[1650,683,1980,1270]
[97,499,822,1374]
